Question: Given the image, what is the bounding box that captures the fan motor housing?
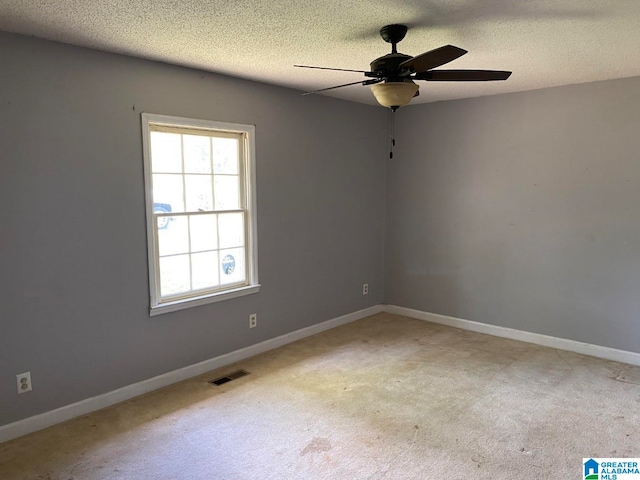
[370,53,412,76]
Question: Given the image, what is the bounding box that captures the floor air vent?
[209,370,250,386]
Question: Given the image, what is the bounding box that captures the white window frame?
[142,113,259,316]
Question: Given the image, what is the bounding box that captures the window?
[142,113,259,315]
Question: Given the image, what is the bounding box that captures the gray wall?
[385,77,640,353]
[4,29,640,430]
[0,32,387,426]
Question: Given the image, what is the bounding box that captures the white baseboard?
[0,304,383,444]
[6,303,636,444]
[384,305,640,367]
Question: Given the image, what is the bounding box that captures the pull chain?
[389,106,397,159]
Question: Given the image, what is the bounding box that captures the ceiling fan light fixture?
[370,81,419,108]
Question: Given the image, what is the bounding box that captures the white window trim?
[141,113,260,316]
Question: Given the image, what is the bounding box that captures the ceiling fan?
[295,24,512,109]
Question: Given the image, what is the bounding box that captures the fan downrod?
[380,24,408,53]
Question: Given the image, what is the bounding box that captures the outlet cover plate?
[16,372,32,394]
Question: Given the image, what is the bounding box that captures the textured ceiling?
[2,0,640,106]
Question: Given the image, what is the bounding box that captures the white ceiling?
[2,0,640,106]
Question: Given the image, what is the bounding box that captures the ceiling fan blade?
[399,45,467,73]
[301,79,380,95]
[295,65,369,73]
[415,70,512,81]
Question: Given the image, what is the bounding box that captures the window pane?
[190,214,217,252]
[145,115,256,311]
[219,247,246,285]
[185,175,213,212]
[191,251,219,290]
[150,132,182,173]
[214,175,240,210]
[153,174,184,212]
[158,216,189,256]
[213,137,239,174]
[218,213,244,249]
[160,254,190,296]
[184,135,211,174]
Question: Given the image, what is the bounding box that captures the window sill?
[150,284,261,317]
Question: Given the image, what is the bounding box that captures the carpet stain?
[300,437,332,456]
[616,367,640,385]
[471,453,485,468]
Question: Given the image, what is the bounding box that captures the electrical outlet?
[363,283,369,295]
[16,372,32,394]
[249,313,257,328]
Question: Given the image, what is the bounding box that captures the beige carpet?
[1,313,639,479]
